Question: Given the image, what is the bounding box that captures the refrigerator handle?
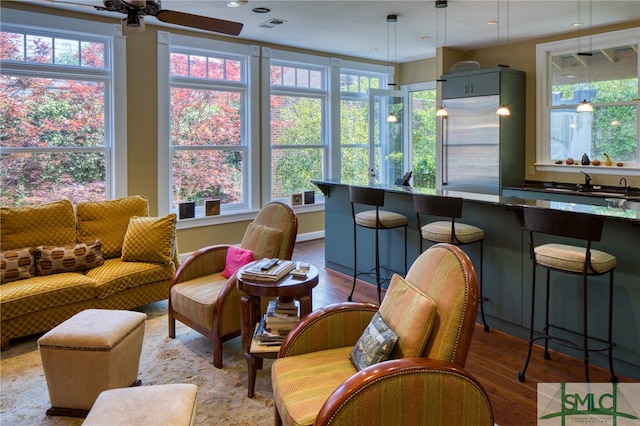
[442,116,448,186]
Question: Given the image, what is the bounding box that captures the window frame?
[0,8,127,203]
[536,27,639,175]
[157,31,260,226]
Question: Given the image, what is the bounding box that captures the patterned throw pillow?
[35,240,104,276]
[0,247,35,284]
[221,246,254,278]
[121,214,177,265]
[349,311,399,371]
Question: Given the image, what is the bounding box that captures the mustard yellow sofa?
[0,195,179,350]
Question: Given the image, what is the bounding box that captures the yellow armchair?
[272,243,488,426]
[168,202,298,368]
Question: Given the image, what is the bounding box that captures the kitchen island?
[313,179,640,380]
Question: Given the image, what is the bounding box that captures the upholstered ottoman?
[83,384,198,426]
[37,309,147,417]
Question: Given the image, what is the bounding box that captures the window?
[405,83,437,188]
[158,32,259,219]
[265,50,329,202]
[0,10,124,206]
[537,28,639,172]
[340,71,382,185]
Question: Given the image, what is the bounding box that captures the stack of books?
[240,259,295,283]
[253,299,300,346]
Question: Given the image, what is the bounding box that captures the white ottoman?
[38,309,147,417]
[83,384,198,426]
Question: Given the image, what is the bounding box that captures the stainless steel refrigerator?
[438,67,525,196]
[441,95,501,195]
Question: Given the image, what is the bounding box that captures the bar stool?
[349,186,408,303]
[518,206,617,383]
[413,193,489,331]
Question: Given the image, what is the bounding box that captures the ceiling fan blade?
[155,10,243,36]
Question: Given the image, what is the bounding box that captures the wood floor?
[291,238,632,426]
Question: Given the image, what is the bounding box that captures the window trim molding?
[157,30,260,223]
[535,27,639,175]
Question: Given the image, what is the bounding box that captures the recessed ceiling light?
[487,20,498,26]
[252,7,271,14]
[370,48,379,52]
[572,22,583,27]
[227,0,247,7]
[421,36,431,41]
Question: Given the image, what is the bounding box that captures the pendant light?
[435,2,448,117]
[386,14,399,123]
[496,0,511,116]
[576,0,594,112]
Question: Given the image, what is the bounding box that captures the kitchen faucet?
[580,171,592,190]
[620,177,629,196]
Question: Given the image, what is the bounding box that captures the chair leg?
[375,227,381,304]
[608,270,618,383]
[518,262,537,382]
[543,269,551,360]
[349,222,358,302]
[403,225,407,275]
[168,309,176,339]
[478,240,489,332]
[582,273,590,382]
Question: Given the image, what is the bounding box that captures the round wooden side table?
[237,263,319,398]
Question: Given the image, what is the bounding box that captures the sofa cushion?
[0,248,35,284]
[170,272,228,331]
[240,223,282,260]
[0,200,76,251]
[121,214,177,265]
[0,273,96,321]
[379,273,437,358]
[76,196,149,259]
[35,240,105,276]
[87,258,176,299]
[272,346,356,426]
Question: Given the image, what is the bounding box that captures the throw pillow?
[379,273,437,358]
[35,240,104,276]
[0,247,35,284]
[221,246,254,278]
[240,223,283,260]
[121,214,176,265]
[349,311,399,371]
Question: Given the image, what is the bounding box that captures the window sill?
[535,163,640,176]
[175,201,325,230]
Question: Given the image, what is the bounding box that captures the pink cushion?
[221,246,254,278]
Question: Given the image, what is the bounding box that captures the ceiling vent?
[259,18,287,29]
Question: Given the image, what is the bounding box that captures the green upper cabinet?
[441,70,501,99]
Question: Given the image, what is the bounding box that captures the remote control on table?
[261,258,279,271]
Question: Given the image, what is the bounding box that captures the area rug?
[0,301,274,425]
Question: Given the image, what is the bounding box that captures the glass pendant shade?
[436,106,448,117]
[386,113,398,123]
[496,104,511,116]
[576,99,593,112]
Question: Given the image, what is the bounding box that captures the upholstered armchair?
[272,243,491,426]
[168,202,298,368]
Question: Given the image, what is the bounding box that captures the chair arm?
[170,244,230,287]
[315,358,494,426]
[279,302,378,358]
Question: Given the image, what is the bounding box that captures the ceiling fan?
[43,0,244,36]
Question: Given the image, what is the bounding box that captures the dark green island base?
[313,179,640,381]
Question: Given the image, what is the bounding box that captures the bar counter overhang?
[313,179,640,380]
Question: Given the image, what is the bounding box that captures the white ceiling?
[13,1,640,63]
